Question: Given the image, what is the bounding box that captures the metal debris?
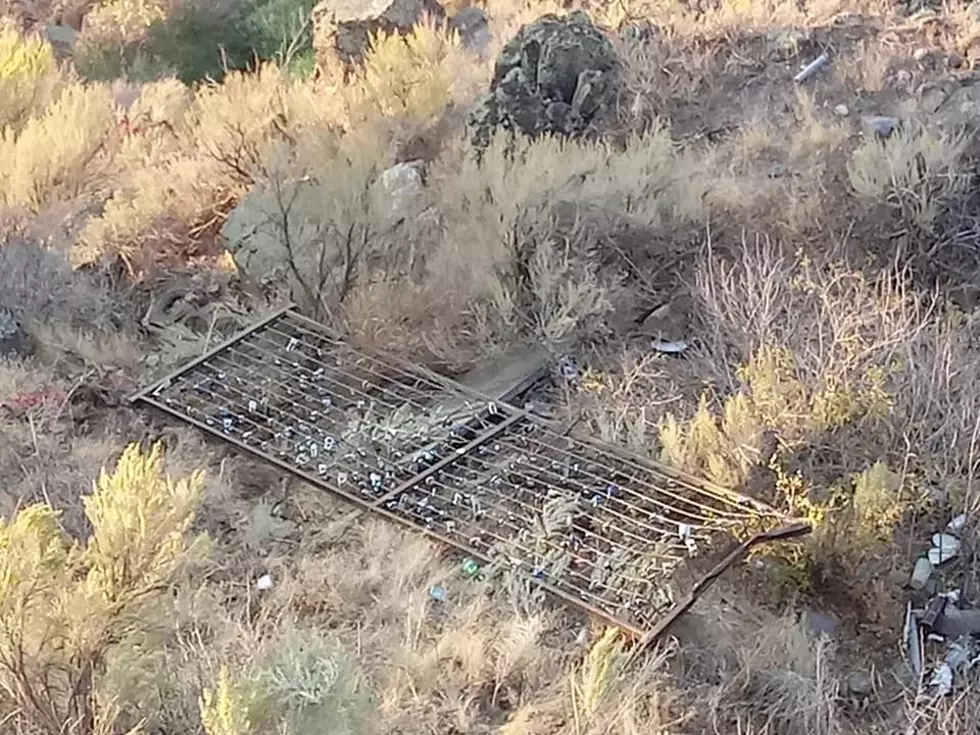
[794,52,829,83]
[929,532,961,565]
[904,600,924,677]
[902,514,980,695]
[650,339,689,354]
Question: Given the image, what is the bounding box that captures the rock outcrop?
[466,11,617,149]
[0,307,28,359]
[449,6,490,56]
[313,0,446,65]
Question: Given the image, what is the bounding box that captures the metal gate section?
[132,306,791,635]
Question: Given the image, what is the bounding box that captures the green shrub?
[0,19,57,129]
[145,3,255,84]
[75,0,317,84]
[200,626,375,735]
[0,442,206,735]
[241,0,316,67]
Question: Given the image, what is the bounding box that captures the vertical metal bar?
[370,412,524,507]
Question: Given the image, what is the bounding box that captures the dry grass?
[6,0,980,733]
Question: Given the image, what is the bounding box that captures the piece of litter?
[921,596,948,629]
[929,662,953,696]
[461,558,480,578]
[948,514,967,534]
[429,584,447,602]
[651,339,688,354]
[910,556,933,591]
[794,52,829,83]
[904,601,924,677]
[256,574,273,591]
[930,533,961,565]
[944,637,979,672]
[941,589,962,605]
[833,103,849,116]
[929,546,959,565]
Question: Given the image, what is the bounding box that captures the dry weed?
[848,123,971,236]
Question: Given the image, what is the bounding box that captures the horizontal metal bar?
[136,393,647,637]
[128,303,296,405]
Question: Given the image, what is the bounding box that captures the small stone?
[847,671,873,696]
[833,104,849,116]
[807,609,839,635]
[865,116,899,137]
[145,353,161,367]
[380,160,424,216]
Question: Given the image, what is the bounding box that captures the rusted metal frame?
[128,303,296,405]
[369,412,525,508]
[129,306,805,639]
[623,521,813,658]
[286,309,536,417]
[561,425,787,520]
[139,393,383,509]
[293,303,781,518]
[136,392,647,637]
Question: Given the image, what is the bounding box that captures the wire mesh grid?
[133,307,788,633]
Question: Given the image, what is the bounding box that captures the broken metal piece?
[794,52,829,83]
[920,595,948,630]
[904,601,924,677]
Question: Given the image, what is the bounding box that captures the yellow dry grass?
[5,0,980,733]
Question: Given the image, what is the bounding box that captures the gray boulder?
[313,0,447,64]
[450,7,490,56]
[467,11,617,149]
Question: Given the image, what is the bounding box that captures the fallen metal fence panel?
[131,306,806,637]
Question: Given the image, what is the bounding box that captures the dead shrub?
[0,237,120,332]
